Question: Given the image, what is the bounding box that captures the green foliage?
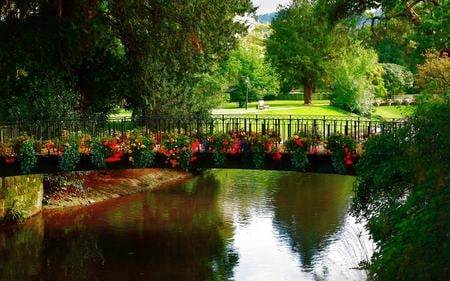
[381,63,413,97]
[17,139,37,174]
[211,134,230,167]
[266,0,334,104]
[326,133,356,173]
[58,142,80,172]
[223,43,280,107]
[109,0,253,116]
[90,142,109,169]
[252,144,265,169]
[416,52,450,103]
[0,0,253,120]
[4,201,26,224]
[285,137,311,170]
[132,140,155,168]
[352,101,450,280]
[330,43,384,115]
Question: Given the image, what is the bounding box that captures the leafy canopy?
[266,0,332,104]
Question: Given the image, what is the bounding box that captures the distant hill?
[257,12,277,24]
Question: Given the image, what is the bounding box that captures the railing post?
[322,115,326,140]
[121,118,125,139]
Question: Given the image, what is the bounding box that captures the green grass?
[110,108,132,119]
[212,100,357,117]
[109,100,416,120]
[213,100,416,120]
[371,105,416,120]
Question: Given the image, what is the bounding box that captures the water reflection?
[0,169,372,281]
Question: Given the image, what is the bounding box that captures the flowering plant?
[326,133,358,172]
[285,135,312,170]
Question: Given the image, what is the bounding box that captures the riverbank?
[44,169,192,210]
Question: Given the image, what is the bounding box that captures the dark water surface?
[0,170,373,281]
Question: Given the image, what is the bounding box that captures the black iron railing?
[0,115,403,143]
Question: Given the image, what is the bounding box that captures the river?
[0,169,373,281]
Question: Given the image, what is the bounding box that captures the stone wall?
[0,175,43,222]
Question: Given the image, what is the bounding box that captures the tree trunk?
[56,0,62,18]
[303,80,313,105]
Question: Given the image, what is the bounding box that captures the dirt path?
[44,169,191,210]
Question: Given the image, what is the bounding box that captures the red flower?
[313,147,318,154]
[109,142,118,151]
[46,142,53,152]
[345,159,353,165]
[5,158,15,164]
[273,151,282,161]
[190,155,197,162]
[58,151,64,156]
[103,141,108,147]
[222,140,229,146]
[294,139,303,147]
[344,146,349,154]
[191,139,200,152]
[266,142,272,152]
[106,156,120,163]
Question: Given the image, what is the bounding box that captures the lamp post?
[245,76,250,110]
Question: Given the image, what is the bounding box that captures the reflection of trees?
[0,215,44,281]
[272,173,354,268]
[211,169,281,226]
[0,171,238,281]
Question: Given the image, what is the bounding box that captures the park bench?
[256,100,270,110]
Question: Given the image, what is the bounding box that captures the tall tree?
[108,0,254,116]
[266,0,331,104]
[0,1,254,120]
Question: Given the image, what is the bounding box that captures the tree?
[416,52,450,102]
[0,1,254,120]
[320,0,449,69]
[329,43,385,115]
[266,0,332,104]
[108,0,254,116]
[381,63,414,98]
[221,42,279,108]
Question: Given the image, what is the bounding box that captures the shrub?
[58,142,80,172]
[326,133,357,173]
[17,139,37,174]
[90,141,110,169]
[285,135,311,170]
[352,102,450,280]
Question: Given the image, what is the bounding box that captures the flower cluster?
[0,129,359,172]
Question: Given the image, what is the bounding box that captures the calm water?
[0,170,373,281]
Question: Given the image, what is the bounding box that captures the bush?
[326,133,357,173]
[17,139,37,174]
[58,142,80,172]
[285,136,311,170]
[352,102,450,280]
[90,142,110,169]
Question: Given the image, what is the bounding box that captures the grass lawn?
[109,100,415,120]
[213,100,415,120]
[371,105,416,120]
[110,108,132,119]
[212,100,356,117]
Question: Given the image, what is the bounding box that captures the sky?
[252,0,291,15]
